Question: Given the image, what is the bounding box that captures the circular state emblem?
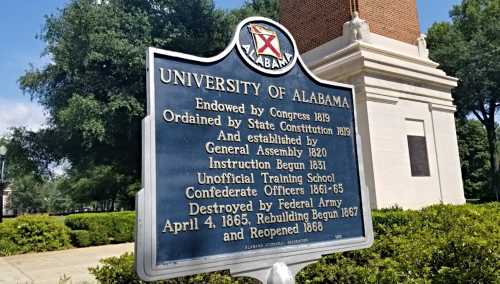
[237,18,298,75]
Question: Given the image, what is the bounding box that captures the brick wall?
[280,0,420,53]
[357,0,420,46]
[279,0,352,53]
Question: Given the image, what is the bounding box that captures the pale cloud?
[0,99,48,136]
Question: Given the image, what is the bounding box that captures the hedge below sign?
[0,215,70,256]
[91,203,500,283]
[65,211,135,246]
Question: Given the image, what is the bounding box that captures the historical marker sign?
[136,17,373,282]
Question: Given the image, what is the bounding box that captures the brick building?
[281,0,420,52]
[280,0,465,209]
[2,186,14,217]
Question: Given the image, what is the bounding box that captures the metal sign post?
[136,17,373,283]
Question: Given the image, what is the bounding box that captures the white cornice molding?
[302,15,459,111]
[302,13,459,91]
[358,41,439,68]
[355,78,455,107]
[362,91,457,112]
[310,41,439,69]
[429,103,457,112]
[308,42,458,90]
[365,93,399,104]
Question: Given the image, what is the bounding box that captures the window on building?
[405,119,430,177]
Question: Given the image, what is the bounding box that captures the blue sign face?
[137,17,373,281]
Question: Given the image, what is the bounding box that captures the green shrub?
[70,230,92,247]
[90,203,500,284]
[0,215,70,256]
[430,237,499,283]
[89,253,143,284]
[297,203,500,283]
[65,211,135,247]
[1,204,496,282]
[89,252,258,284]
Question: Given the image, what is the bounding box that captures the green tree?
[62,165,137,211]
[227,0,279,24]
[10,175,45,213]
[456,119,490,200]
[1,129,79,213]
[17,0,281,209]
[41,177,76,213]
[1,128,60,180]
[427,0,500,200]
[9,174,75,214]
[19,0,230,208]
[497,126,500,190]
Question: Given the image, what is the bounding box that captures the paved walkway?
[0,243,134,284]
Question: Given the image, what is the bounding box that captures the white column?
[430,106,466,204]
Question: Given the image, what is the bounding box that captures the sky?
[0,0,461,136]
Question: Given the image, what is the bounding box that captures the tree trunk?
[485,123,499,201]
[110,196,116,212]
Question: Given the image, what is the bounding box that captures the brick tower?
[279,1,466,209]
[280,0,421,52]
